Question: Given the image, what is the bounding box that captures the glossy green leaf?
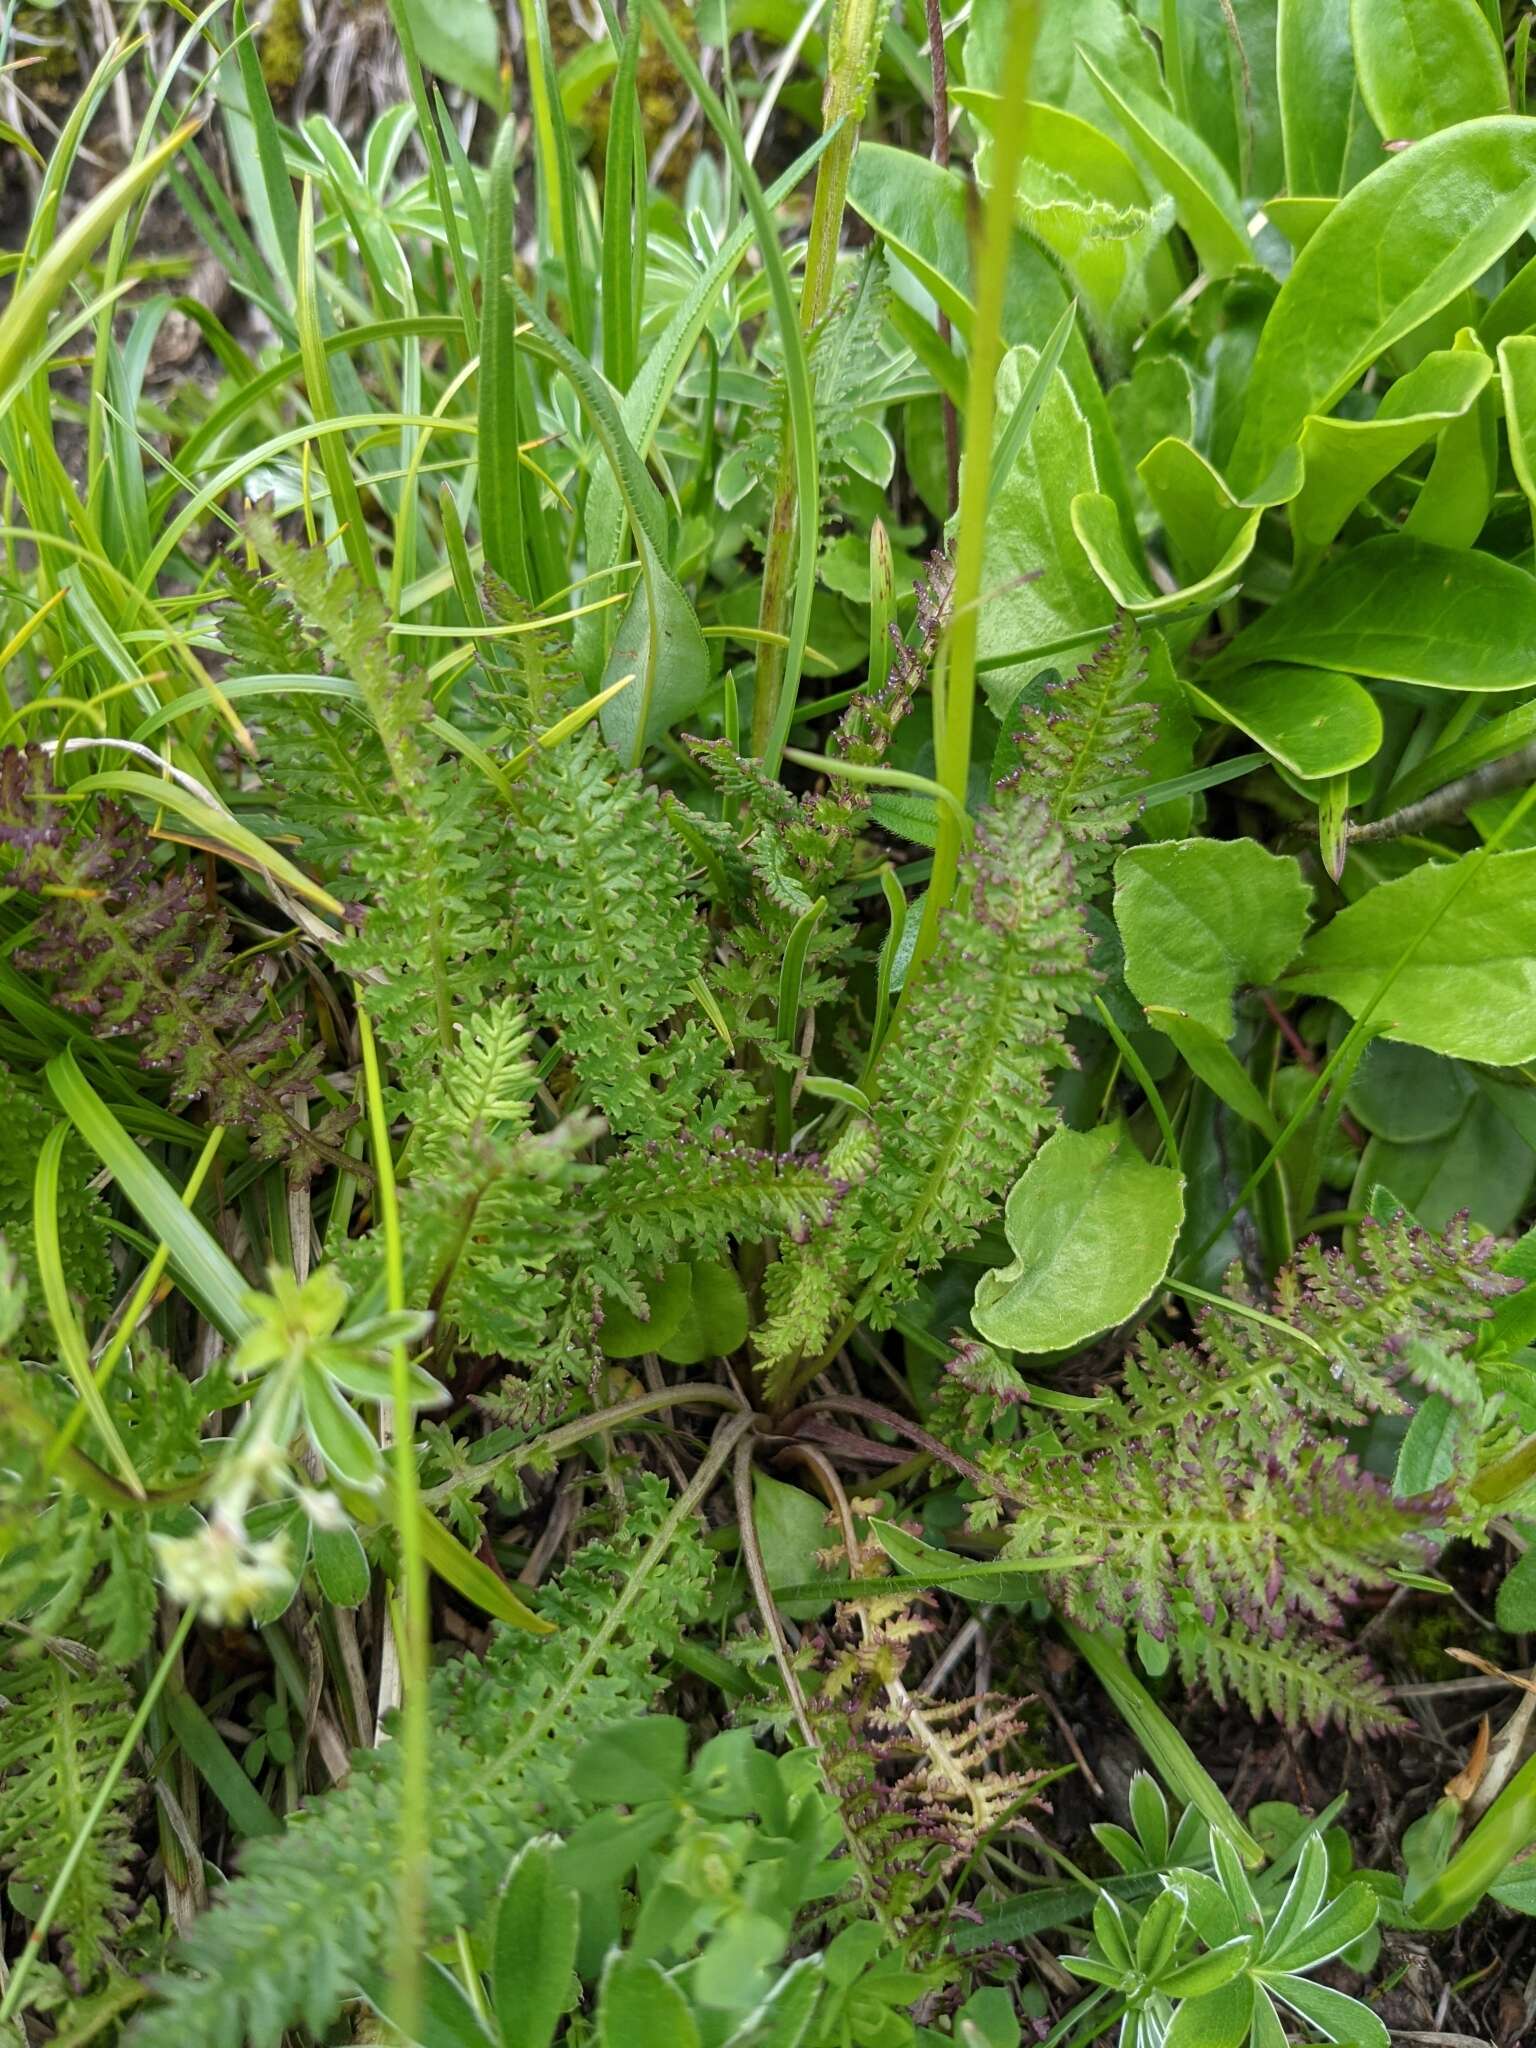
[957,90,1180,352]
[1350,0,1506,143]
[1361,1090,1536,1235]
[1185,665,1382,780]
[845,141,1132,509]
[598,1952,700,2048]
[413,1507,554,1633]
[1286,849,1536,1063]
[1289,341,1492,553]
[1211,536,1536,691]
[1078,48,1254,276]
[978,344,1116,701]
[1144,1010,1280,1139]
[1497,1548,1536,1633]
[1500,335,1536,526]
[1115,839,1313,1039]
[971,1125,1184,1354]
[575,1717,687,1805]
[1393,1394,1468,1497]
[1277,0,1379,194]
[1073,487,1257,617]
[1138,434,1298,578]
[1348,1041,1474,1142]
[494,1838,579,2048]
[1230,118,1536,491]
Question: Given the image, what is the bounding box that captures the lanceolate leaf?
[1229,117,1536,491]
[1210,536,1536,691]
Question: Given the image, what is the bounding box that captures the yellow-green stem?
[910,4,1040,973]
[751,0,883,757]
[359,1005,430,2043]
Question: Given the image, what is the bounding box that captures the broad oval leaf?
[494,1837,580,2048]
[971,1125,1184,1354]
[958,89,1181,352]
[1230,117,1536,491]
[598,1262,694,1359]
[597,1951,700,2048]
[1185,665,1382,780]
[1286,849,1536,1063]
[1115,838,1313,1039]
[1211,536,1536,691]
[1350,0,1507,144]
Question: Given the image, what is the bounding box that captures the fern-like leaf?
[0,1645,138,1978]
[995,614,1158,896]
[508,728,726,1139]
[131,1479,712,2048]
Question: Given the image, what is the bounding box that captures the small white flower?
[153,1519,292,1626]
[295,1485,349,1532]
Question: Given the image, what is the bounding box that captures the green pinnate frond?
[995,615,1158,896]
[340,1003,598,1412]
[405,996,539,1147]
[0,755,344,1175]
[0,1646,138,1978]
[595,1129,846,1293]
[217,557,323,679]
[843,795,1093,1325]
[1172,1622,1403,1739]
[995,1426,1434,1642]
[1118,1212,1514,1446]
[248,527,509,1089]
[508,727,728,1139]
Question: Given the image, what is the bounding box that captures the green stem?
[359,1004,430,2045]
[0,1608,196,2028]
[910,3,1040,974]
[750,0,884,757]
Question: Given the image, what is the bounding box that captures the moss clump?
[260,0,306,96]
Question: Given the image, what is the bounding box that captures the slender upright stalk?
[359,1006,430,2046]
[751,0,885,757]
[923,0,960,512]
[0,1608,197,2028]
[910,3,1040,975]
